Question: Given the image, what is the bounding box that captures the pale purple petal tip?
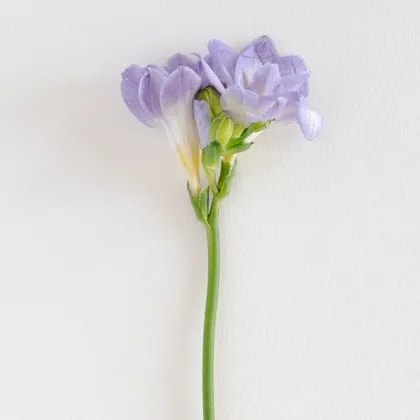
[298,107,323,140]
[160,66,202,110]
[166,53,197,73]
[242,35,280,65]
[196,54,213,88]
[121,65,156,127]
[207,39,237,87]
[138,66,168,124]
[196,54,225,93]
[277,55,310,94]
[121,65,145,84]
[277,55,307,77]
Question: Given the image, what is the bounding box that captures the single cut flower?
[120,35,323,420]
[199,35,322,140]
[121,59,209,194]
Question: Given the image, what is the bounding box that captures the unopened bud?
[232,124,245,139]
[210,114,234,145]
[249,120,271,133]
[196,86,222,118]
[201,141,221,173]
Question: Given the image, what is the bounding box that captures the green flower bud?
[248,120,271,133]
[196,86,222,118]
[210,114,235,145]
[232,124,245,139]
[202,141,221,173]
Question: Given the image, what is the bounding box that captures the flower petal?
[166,53,197,73]
[193,100,211,148]
[297,107,323,140]
[195,54,213,88]
[121,65,145,85]
[160,66,203,192]
[277,55,307,76]
[160,66,201,112]
[234,45,263,88]
[235,36,281,88]
[221,85,283,125]
[277,55,310,94]
[260,97,288,121]
[120,65,155,126]
[196,54,225,93]
[242,35,280,64]
[138,66,168,125]
[207,39,238,87]
[249,63,281,96]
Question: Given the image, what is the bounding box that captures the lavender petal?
[221,85,281,125]
[138,66,168,125]
[277,55,310,94]
[234,45,263,88]
[242,35,280,65]
[166,53,197,73]
[196,54,225,92]
[207,39,238,87]
[193,100,211,148]
[297,107,323,140]
[249,63,281,96]
[160,66,203,190]
[121,65,156,126]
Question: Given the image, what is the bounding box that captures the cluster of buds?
[189,87,270,224]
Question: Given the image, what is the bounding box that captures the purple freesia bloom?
[121,58,210,193]
[120,35,322,192]
[199,35,322,140]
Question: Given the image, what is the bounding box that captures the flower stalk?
[189,153,236,420]
[202,195,221,420]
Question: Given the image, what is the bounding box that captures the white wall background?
[1,0,420,419]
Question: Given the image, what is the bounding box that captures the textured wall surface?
[1,0,420,419]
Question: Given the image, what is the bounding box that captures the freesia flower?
[199,35,322,140]
[121,59,208,194]
[120,36,323,420]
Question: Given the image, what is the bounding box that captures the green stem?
[202,199,221,420]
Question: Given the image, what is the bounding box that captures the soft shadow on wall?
[7,81,207,419]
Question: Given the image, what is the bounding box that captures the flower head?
[120,35,322,197]
[199,35,322,140]
[121,59,207,194]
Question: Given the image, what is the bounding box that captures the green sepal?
[198,187,210,216]
[224,138,253,155]
[218,160,237,199]
[188,184,210,224]
[238,120,272,142]
[232,124,245,139]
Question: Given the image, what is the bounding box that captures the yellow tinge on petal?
[176,144,201,195]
